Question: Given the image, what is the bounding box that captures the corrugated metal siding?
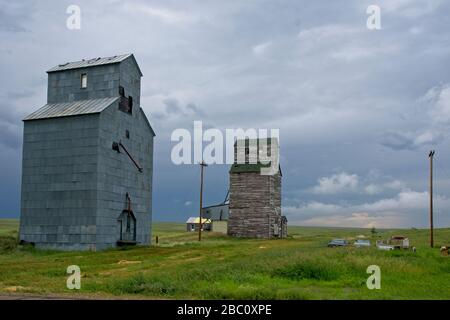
[24,97,119,121]
[202,204,229,220]
[47,54,132,73]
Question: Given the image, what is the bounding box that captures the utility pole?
[198,161,208,241]
[429,150,435,248]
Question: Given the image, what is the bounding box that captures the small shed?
[186,217,211,232]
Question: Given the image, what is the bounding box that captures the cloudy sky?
[1,0,450,228]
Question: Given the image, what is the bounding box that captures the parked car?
[376,240,394,250]
[327,239,349,247]
[354,239,371,247]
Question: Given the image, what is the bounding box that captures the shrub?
[0,236,18,252]
[272,261,340,281]
[111,273,178,296]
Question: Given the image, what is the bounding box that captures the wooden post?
[199,161,208,241]
[429,150,435,248]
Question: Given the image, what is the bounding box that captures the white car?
[354,239,371,247]
[376,241,394,250]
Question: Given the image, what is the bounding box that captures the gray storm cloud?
[1,0,450,226]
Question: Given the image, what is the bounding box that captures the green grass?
[0,219,19,237]
[0,219,449,299]
[0,219,19,252]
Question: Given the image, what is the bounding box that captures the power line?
[433,156,450,181]
[432,156,449,221]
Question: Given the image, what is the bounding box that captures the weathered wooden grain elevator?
[228,138,287,239]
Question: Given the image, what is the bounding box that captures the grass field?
[0,219,449,299]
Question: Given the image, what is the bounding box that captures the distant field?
[0,219,449,299]
[0,219,19,237]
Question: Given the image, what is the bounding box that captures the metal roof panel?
[24,97,119,121]
[46,54,133,73]
[186,217,211,224]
